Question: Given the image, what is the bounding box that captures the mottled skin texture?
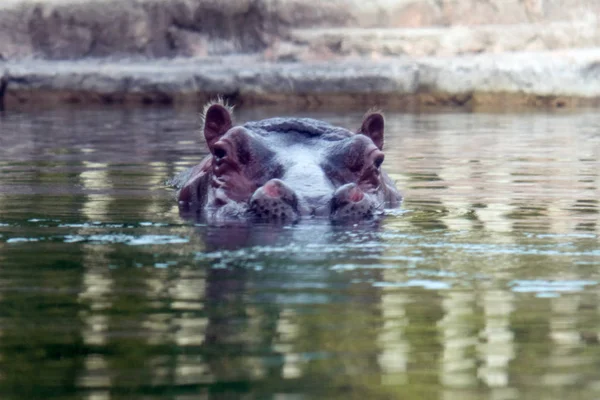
[171,102,402,223]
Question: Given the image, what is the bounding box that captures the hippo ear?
[202,102,233,151]
[358,111,384,150]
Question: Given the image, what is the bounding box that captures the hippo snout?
[249,179,300,222]
[249,180,379,223]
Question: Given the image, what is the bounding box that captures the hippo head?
[174,102,401,223]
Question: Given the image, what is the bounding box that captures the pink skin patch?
[348,186,364,202]
[263,181,282,198]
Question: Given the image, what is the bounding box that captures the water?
[0,106,599,400]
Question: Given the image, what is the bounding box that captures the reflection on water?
[0,107,599,399]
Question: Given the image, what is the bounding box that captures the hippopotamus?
[172,101,401,223]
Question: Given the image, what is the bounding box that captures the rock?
[0,0,273,59]
[284,20,600,59]
[1,0,599,60]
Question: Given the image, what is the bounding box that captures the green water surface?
[0,107,599,400]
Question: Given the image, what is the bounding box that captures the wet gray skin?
[172,102,402,223]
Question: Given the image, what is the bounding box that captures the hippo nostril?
[262,180,282,198]
[348,186,364,203]
[333,184,364,204]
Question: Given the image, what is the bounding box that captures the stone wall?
[2,0,600,109]
[1,0,599,60]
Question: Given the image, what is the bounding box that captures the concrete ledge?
[2,49,600,110]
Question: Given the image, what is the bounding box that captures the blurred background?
[1,0,600,109]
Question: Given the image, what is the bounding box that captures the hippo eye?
[213,146,227,161]
[374,153,384,169]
